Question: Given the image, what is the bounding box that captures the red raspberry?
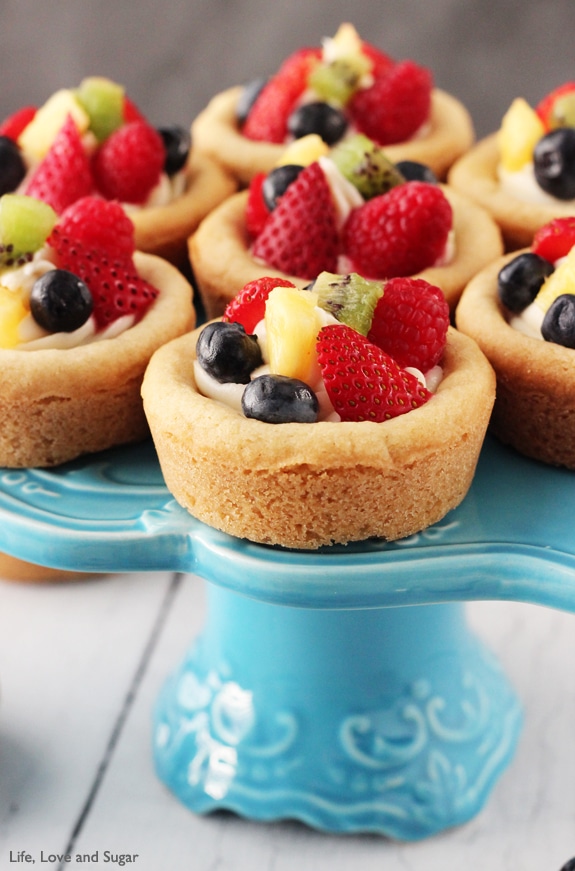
[316,323,432,422]
[0,106,37,141]
[360,42,395,79]
[24,115,94,214]
[342,181,452,279]
[242,48,321,143]
[245,172,270,238]
[50,196,135,261]
[223,276,296,333]
[92,120,165,204]
[367,276,449,372]
[535,82,575,130]
[252,161,339,279]
[348,60,432,146]
[531,216,575,262]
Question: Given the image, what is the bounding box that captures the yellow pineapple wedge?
[276,134,329,168]
[534,247,575,312]
[0,285,28,349]
[498,97,546,172]
[265,286,322,383]
[18,89,90,162]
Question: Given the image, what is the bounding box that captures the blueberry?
[0,136,26,196]
[30,269,94,333]
[287,101,348,145]
[559,858,575,871]
[196,321,263,384]
[242,374,319,423]
[157,125,191,175]
[236,77,268,127]
[541,293,575,347]
[533,127,575,200]
[395,160,438,184]
[262,164,303,210]
[497,252,554,313]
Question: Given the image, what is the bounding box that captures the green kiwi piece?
[313,271,384,335]
[330,133,405,199]
[75,76,125,143]
[550,93,575,129]
[309,54,370,105]
[0,194,58,267]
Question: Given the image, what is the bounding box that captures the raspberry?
[0,106,37,142]
[242,48,321,143]
[50,196,135,261]
[92,120,165,204]
[531,217,575,263]
[252,161,339,279]
[223,276,296,333]
[24,115,94,214]
[342,181,452,279]
[245,172,270,238]
[316,323,432,422]
[360,41,395,79]
[348,60,432,146]
[367,276,449,372]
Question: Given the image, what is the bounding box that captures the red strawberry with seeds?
[242,47,321,143]
[51,196,135,261]
[342,181,452,279]
[535,82,575,130]
[317,323,432,422]
[245,172,270,238]
[223,276,296,333]
[92,119,165,204]
[251,161,339,279]
[24,115,94,214]
[368,276,449,372]
[348,60,432,146]
[532,216,575,262]
[0,106,37,142]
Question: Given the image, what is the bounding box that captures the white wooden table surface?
[0,570,574,871]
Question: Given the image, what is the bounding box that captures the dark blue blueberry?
[287,101,348,145]
[559,859,575,871]
[395,160,438,184]
[242,374,319,423]
[30,269,94,333]
[236,77,268,127]
[157,125,191,175]
[0,136,26,196]
[262,164,303,210]
[196,321,263,384]
[497,252,554,313]
[533,127,575,200]
[541,293,575,347]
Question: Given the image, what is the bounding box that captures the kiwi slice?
[330,133,405,199]
[0,194,58,267]
[309,54,370,106]
[549,92,575,129]
[75,76,125,143]
[312,271,383,335]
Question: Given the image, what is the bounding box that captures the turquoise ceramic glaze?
[0,434,573,838]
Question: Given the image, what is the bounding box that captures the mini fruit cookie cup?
[449,82,575,250]
[142,274,495,550]
[190,133,503,318]
[0,76,236,268]
[456,216,575,468]
[192,23,474,185]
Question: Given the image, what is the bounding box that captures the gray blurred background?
[0,0,573,141]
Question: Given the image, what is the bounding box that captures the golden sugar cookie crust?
[0,252,195,468]
[192,86,475,186]
[456,251,575,467]
[189,184,503,319]
[142,325,495,550]
[448,134,575,251]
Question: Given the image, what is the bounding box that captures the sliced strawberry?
[368,276,449,372]
[348,59,432,146]
[24,115,94,214]
[316,323,432,422]
[123,96,147,125]
[49,196,135,262]
[251,161,339,279]
[245,172,270,238]
[242,47,321,143]
[92,119,165,204]
[223,276,296,333]
[342,181,452,279]
[0,106,37,142]
[535,82,575,130]
[532,216,575,262]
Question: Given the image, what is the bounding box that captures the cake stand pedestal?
[0,435,573,840]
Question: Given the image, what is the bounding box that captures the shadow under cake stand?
[0,435,573,841]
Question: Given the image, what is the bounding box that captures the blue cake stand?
[0,435,573,841]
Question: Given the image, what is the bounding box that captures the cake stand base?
[154,582,522,841]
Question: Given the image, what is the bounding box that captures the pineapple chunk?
[323,23,363,61]
[265,286,321,383]
[534,247,575,312]
[18,89,90,162]
[276,134,329,168]
[0,285,28,349]
[498,97,546,172]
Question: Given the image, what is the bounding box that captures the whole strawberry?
[51,196,136,262]
[348,60,432,146]
[317,323,432,422]
[368,276,449,372]
[24,115,94,214]
[223,276,296,333]
[251,161,339,278]
[342,181,452,279]
[92,119,165,204]
[531,216,575,262]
